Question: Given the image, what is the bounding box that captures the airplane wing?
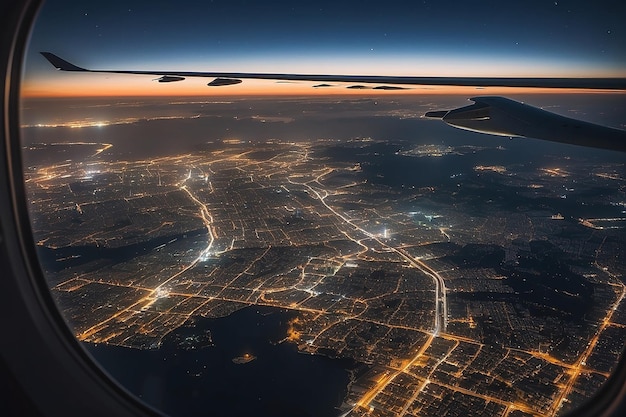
[40,52,626,151]
[40,52,626,90]
[425,96,626,152]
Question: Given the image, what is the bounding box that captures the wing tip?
[40,52,87,71]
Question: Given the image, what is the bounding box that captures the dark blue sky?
[22,0,626,96]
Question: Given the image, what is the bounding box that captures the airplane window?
[18,0,625,416]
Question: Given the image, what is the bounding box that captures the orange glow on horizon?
[20,73,621,98]
[22,83,612,99]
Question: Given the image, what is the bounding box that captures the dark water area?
[86,306,355,417]
[36,228,208,276]
[323,140,623,187]
[320,139,625,221]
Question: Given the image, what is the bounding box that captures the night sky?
[21,0,626,96]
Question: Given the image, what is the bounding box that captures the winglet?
[40,52,88,71]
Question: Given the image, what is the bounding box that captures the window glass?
[20,1,626,416]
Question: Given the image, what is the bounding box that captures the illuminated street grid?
[25,139,625,417]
